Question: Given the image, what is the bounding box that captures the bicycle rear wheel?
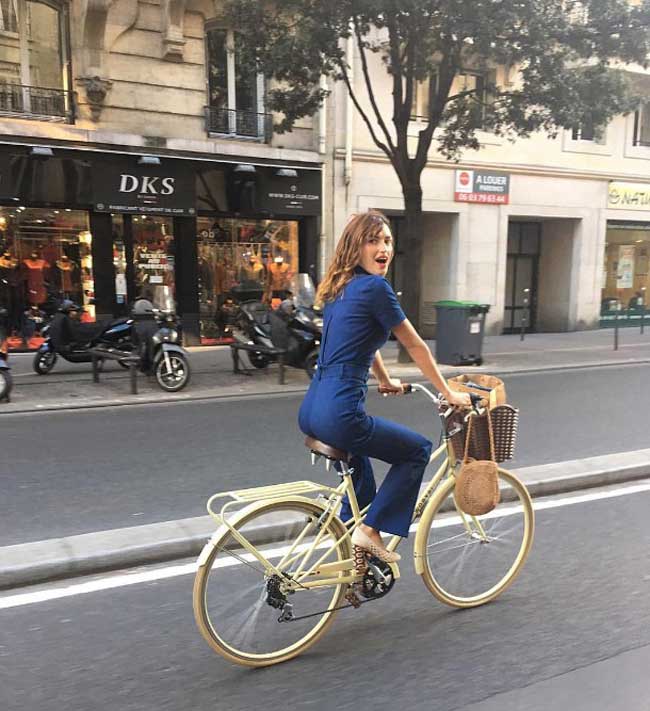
[417,469,534,608]
[193,498,351,667]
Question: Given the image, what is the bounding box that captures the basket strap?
[463,413,473,464]
[486,407,496,461]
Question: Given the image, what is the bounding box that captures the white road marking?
[1,481,649,611]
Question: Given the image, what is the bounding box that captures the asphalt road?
[1,364,649,545]
[2,485,649,711]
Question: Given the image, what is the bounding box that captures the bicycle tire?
[193,497,351,667]
[416,468,534,608]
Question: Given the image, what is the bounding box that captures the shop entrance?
[504,222,540,334]
[111,215,176,313]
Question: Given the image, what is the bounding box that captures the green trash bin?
[434,301,490,366]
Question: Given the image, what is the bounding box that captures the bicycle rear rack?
[206,480,340,524]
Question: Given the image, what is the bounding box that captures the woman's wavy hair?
[316,210,391,306]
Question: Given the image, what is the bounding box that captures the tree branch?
[338,59,394,161]
[352,16,396,155]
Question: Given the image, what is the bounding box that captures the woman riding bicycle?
[298,210,471,564]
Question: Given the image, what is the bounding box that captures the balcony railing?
[205,106,272,141]
[0,83,75,123]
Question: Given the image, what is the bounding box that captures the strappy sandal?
[351,528,401,563]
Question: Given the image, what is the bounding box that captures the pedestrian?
[298,210,471,563]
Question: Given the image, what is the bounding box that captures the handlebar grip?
[403,383,413,394]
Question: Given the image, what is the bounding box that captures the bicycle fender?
[196,495,337,569]
[412,476,456,576]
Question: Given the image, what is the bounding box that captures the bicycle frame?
[200,383,481,594]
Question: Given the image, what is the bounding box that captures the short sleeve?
[370,277,406,331]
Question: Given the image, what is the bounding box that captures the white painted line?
[2,481,649,611]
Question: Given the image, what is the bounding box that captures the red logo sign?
[459,171,471,186]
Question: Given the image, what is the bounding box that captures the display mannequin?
[22,252,50,305]
[0,251,19,333]
[241,255,265,285]
[54,255,78,297]
[268,256,291,297]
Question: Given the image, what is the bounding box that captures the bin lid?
[434,300,490,312]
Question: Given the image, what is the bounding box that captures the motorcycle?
[33,302,191,392]
[232,274,322,378]
[0,307,12,402]
[33,303,134,375]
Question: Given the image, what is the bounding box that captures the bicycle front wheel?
[193,498,351,667]
[417,469,534,608]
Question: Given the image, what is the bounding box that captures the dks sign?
[93,158,196,216]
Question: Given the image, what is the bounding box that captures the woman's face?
[358,222,394,276]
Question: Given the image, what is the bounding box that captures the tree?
[224,0,650,358]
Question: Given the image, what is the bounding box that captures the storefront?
[0,144,322,349]
[601,181,650,327]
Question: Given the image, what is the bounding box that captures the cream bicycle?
[193,383,534,667]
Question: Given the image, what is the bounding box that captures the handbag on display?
[454,408,500,516]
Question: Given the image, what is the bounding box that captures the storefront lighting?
[30,146,53,157]
[138,155,161,166]
[275,168,298,178]
[234,163,256,174]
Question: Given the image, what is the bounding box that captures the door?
[504,222,540,333]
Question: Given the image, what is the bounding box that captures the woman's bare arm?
[392,319,470,405]
[371,350,391,385]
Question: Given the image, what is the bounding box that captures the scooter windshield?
[291,273,316,309]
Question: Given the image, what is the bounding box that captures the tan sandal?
[351,528,401,563]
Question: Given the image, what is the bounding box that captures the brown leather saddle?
[304,436,350,463]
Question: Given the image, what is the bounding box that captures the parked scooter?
[33,300,191,392]
[33,302,134,375]
[0,307,12,402]
[232,274,322,378]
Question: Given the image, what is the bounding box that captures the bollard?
[614,307,620,351]
[520,288,530,342]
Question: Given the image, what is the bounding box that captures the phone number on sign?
[454,193,509,204]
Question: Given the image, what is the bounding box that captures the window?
[571,116,606,144]
[205,27,268,139]
[0,0,72,122]
[633,102,650,147]
[411,73,438,121]
[454,71,491,129]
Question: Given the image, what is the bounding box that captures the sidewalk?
[2,328,650,415]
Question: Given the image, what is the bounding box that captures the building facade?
[326,42,650,336]
[1,2,649,351]
[0,0,324,350]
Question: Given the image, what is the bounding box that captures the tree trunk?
[397,183,424,363]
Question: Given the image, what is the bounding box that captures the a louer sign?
[454,169,510,205]
[94,158,195,215]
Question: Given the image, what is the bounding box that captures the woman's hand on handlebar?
[378,377,408,396]
[445,390,473,408]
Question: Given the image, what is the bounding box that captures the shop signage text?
[260,170,322,215]
[454,169,510,205]
[608,182,650,211]
[94,160,196,216]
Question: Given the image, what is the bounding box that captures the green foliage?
[224,0,650,175]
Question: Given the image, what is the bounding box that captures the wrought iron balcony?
[205,106,272,141]
[0,83,75,123]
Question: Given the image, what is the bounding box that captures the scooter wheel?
[33,351,57,375]
[0,370,12,402]
[154,353,191,392]
[248,351,270,369]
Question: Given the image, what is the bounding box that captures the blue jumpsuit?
[298,267,433,537]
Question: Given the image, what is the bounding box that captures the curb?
[2,449,649,591]
[1,357,648,416]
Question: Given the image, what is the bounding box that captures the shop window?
[205,26,269,140]
[0,207,94,350]
[132,216,175,311]
[633,102,650,147]
[196,216,299,344]
[0,0,73,122]
[601,223,650,323]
